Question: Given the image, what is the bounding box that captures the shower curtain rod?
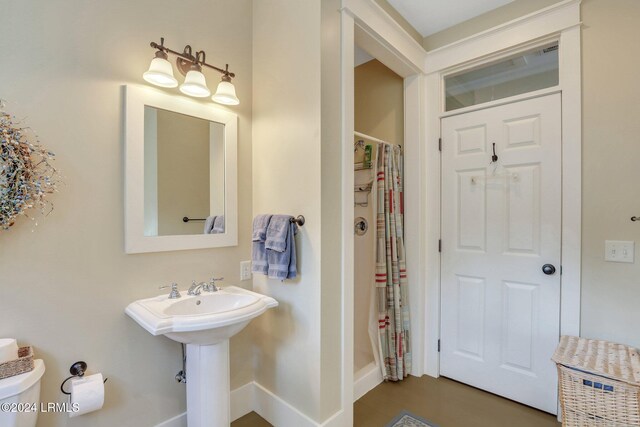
[354,131,397,147]
[354,131,392,145]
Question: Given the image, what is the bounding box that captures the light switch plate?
[240,260,252,281]
[604,240,634,263]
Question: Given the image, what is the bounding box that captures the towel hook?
[490,143,498,163]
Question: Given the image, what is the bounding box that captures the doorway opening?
[353,51,406,397]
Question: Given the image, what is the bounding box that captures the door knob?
[542,264,556,275]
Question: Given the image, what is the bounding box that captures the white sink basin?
[125,285,277,427]
[126,286,277,345]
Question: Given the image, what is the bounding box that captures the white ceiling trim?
[342,0,428,75]
[424,0,581,74]
[387,0,515,37]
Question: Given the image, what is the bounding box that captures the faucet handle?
[159,283,181,299]
[205,277,223,292]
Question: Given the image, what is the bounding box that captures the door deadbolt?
[542,264,556,275]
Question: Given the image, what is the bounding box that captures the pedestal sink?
[125,286,277,427]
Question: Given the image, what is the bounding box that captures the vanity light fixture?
[143,49,178,88]
[179,50,210,98]
[143,37,239,105]
[212,67,240,105]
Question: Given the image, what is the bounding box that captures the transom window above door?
[444,42,559,112]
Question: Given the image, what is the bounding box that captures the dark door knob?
[542,264,556,275]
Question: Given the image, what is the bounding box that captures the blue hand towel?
[252,214,272,242]
[252,214,272,275]
[268,221,298,280]
[265,215,291,252]
[211,215,225,233]
[204,216,216,234]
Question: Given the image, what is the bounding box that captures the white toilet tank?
[0,359,45,427]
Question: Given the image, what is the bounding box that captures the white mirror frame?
[124,85,238,253]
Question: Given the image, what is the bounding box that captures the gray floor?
[231,375,561,427]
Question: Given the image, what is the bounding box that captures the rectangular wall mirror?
[125,85,237,253]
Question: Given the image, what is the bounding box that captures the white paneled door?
[440,94,562,414]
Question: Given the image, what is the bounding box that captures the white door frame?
[339,0,427,425]
[423,0,582,377]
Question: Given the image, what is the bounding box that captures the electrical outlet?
[240,261,252,281]
[605,240,634,263]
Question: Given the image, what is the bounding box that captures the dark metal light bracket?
[150,37,236,79]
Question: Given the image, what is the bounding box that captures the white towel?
[203,216,216,234]
[211,215,225,233]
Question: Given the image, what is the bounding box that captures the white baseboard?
[252,381,320,427]
[318,409,345,427]
[230,381,255,421]
[155,412,187,427]
[154,382,255,427]
[353,362,383,402]
[156,380,349,427]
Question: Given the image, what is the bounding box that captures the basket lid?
[0,359,45,401]
[552,336,640,386]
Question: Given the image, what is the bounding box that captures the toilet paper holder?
[60,361,108,395]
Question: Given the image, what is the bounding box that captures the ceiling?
[387,0,515,37]
[355,46,374,67]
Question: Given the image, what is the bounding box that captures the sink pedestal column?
[186,341,230,427]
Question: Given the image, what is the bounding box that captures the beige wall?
[251,0,324,421]
[423,0,640,348]
[320,0,344,419]
[156,109,210,236]
[252,0,344,422]
[580,0,640,348]
[355,60,404,145]
[0,1,253,426]
[353,59,404,372]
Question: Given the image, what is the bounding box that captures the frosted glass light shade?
[212,81,240,105]
[180,70,211,98]
[143,57,178,88]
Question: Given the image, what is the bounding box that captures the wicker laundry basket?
[553,336,640,426]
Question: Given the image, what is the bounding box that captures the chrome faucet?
[187,280,204,296]
[159,283,181,299]
[187,277,224,295]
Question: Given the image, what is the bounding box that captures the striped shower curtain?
[375,143,411,381]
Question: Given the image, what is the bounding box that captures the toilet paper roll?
[69,373,104,418]
[0,339,18,363]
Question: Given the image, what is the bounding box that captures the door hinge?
[438,138,442,152]
[560,265,563,275]
[438,239,442,252]
[438,339,441,352]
